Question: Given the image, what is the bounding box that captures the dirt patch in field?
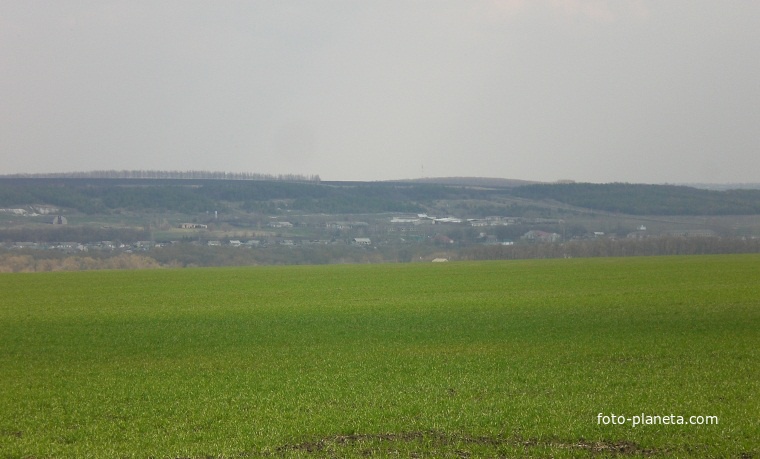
[270,430,661,457]
[1,430,23,438]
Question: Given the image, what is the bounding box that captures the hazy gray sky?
[2,1,759,183]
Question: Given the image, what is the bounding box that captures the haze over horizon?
[2,1,759,184]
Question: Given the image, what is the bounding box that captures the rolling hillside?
[2,176,760,216]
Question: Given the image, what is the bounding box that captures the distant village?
[1,205,724,256]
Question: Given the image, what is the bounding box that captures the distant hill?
[679,183,760,191]
[2,176,760,216]
[391,177,543,188]
[0,177,430,215]
[512,182,760,215]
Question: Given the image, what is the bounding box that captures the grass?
[0,255,758,458]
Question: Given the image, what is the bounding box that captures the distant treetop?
[0,170,321,182]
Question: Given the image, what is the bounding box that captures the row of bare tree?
[2,236,758,272]
[0,253,160,273]
[1,170,321,182]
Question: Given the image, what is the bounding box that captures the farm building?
[391,216,420,224]
[328,221,369,230]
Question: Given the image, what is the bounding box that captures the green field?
[1,255,758,458]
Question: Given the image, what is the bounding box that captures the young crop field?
[0,255,758,458]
